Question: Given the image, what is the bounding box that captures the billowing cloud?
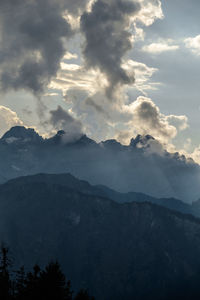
[51,58,159,99]
[0,106,24,137]
[189,146,200,165]
[166,115,188,131]
[62,0,93,17]
[85,97,109,116]
[123,60,159,93]
[116,96,188,145]
[136,0,163,26]
[184,35,200,56]
[130,97,188,141]
[0,0,74,94]
[80,0,141,97]
[51,63,107,96]
[0,0,166,148]
[49,105,83,143]
[142,42,179,54]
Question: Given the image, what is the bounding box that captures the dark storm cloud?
[85,97,109,117]
[81,0,140,98]
[0,0,75,94]
[49,105,83,143]
[0,0,140,97]
[64,0,90,16]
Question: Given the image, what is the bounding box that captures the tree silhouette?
[14,266,26,300]
[0,247,94,300]
[21,264,41,299]
[38,261,73,300]
[0,246,12,300]
[74,289,95,300]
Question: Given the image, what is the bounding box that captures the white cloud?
[142,42,179,54]
[123,60,159,94]
[50,64,106,96]
[117,96,188,144]
[60,63,80,71]
[51,58,159,99]
[63,52,78,60]
[190,146,200,164]
[135,0,163,26]
[166,115,188,131]
[184,35,200,56]
[0,106,24,137]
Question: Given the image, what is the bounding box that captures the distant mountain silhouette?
[0,126,200,202]
[1,174,200,299]
[1,126,43,144]
[4,173,194,216]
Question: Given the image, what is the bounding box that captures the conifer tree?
[39,261,73,300]
[74,289,95,300]
[0,246,95,300]
[0,246,12,300]
[21,264,41,300]
[14,266,26,300]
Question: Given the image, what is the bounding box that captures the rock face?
[1,174,200,299]
[0,126,200,202]
[1,126,42,143]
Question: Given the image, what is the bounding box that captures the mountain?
[1,174,200,299]
[1,126,43,144]
[4,173,194,216]
[130,134,155,148]
[0,126,200,202]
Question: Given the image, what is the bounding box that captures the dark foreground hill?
[1,174,200,299]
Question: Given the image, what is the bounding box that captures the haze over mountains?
[3,172,200,218]
[0,126,200,203]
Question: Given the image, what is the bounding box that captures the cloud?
[130,97,188,141]
[123,60,159,93]
[0,0,163,106]
[50,58,159,99]
[85,97,109,116]
[63,52,78,60]
[64,90,117,141]
[189,146,200,165]
[166,115,188,131]
[49,105,83,143]
[116,96,188,145]
[136,0,163,26]
[49,55,160,143]
[142,42,179,54]
[0,106,24,137]
[62,0,93,17]
[0,0,165,146]
[63,91,188,148]
[184,35,200,56]
[80,0,141,98]
[50,63,107,96]
[0,0,75,94]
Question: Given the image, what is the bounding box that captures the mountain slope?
[1,174,200,299]
[4,173,193,216]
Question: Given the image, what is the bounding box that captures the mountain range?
[4,172,200,218]
[0,126,200,203]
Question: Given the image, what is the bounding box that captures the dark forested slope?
[0,174,200,299]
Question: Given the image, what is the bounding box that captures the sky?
[0,0,200,162]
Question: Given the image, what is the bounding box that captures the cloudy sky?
[0,0,200,161]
